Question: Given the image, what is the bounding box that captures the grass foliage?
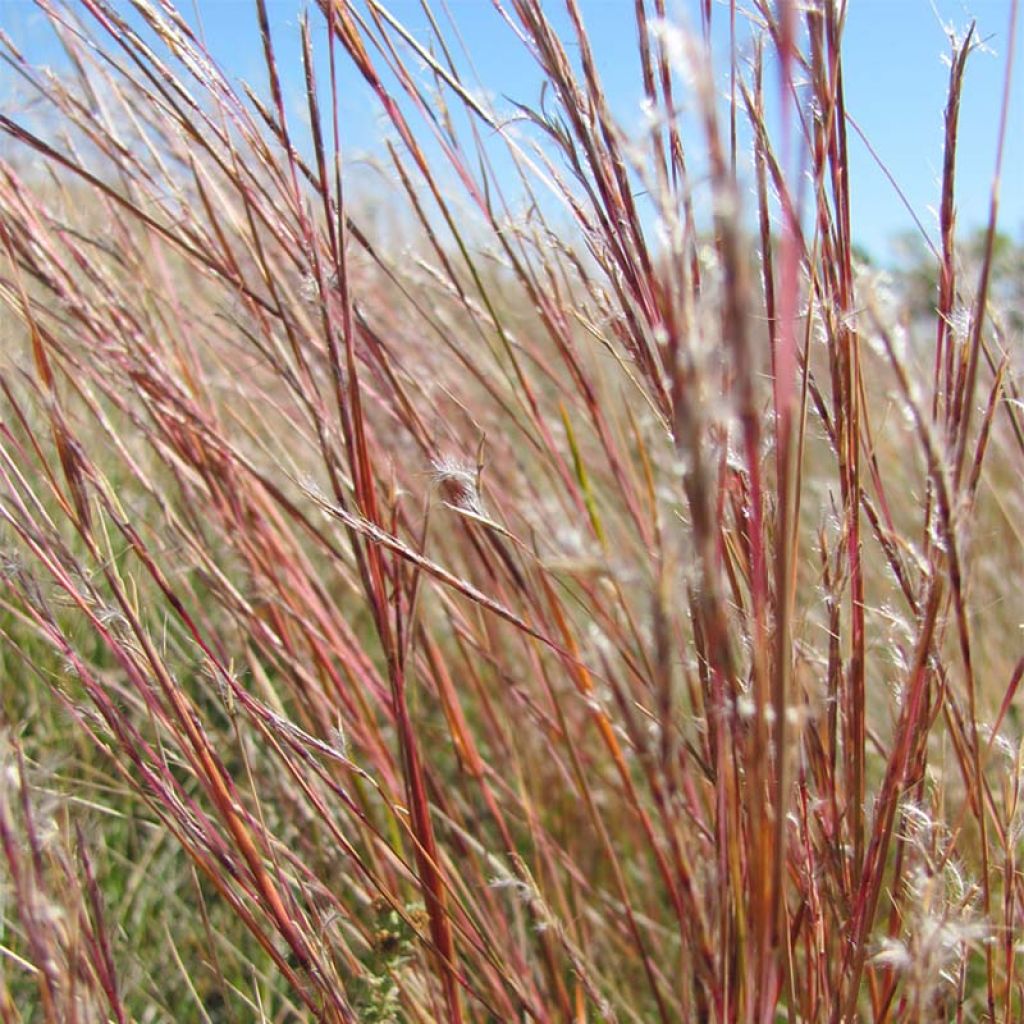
[1,1,1022,1020]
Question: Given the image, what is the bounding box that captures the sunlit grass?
[1,1,1021,1021]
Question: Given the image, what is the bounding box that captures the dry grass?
[1,1,1022,1020]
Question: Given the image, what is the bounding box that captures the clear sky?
[1,1,1020,261]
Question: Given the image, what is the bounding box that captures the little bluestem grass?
[0,1,1021,1020]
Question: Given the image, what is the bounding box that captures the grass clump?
[0,1,1022,1020]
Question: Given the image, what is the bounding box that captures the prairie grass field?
[1,1,1023,1020]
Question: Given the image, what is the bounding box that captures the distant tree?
[889,226,1023,333]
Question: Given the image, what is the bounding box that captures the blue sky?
[1,1,1020,260]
